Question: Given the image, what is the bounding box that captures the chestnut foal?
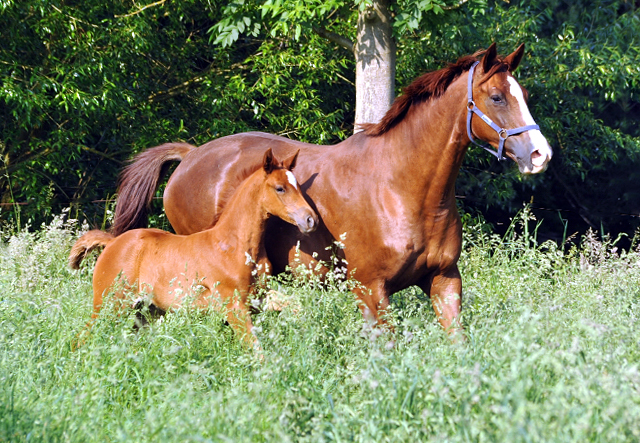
[69,149,317,346]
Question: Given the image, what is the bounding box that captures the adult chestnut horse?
[70,149,317,346]
[112,44,552,336]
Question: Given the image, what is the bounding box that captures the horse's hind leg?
[71,287,109,350]
[262,289,300,313]
[72,280,134,349]
[71,319,95,350]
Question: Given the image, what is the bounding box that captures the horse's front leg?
[420,266,464,340]
[353,281,392,328]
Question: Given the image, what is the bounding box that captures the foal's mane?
[213,163,262,225]
[212,158,289,226]
[362,49,510,136]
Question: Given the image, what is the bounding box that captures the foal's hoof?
[264,289,300,314]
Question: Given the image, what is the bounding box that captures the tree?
[354,0,395,127]
[211,0,476,128]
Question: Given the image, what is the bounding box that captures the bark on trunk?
[354,0,396,131]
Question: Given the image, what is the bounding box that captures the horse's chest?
[355,211,460,280]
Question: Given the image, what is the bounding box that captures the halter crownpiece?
[466,61,540,161]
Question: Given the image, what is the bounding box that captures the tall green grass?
[1,211,639,442]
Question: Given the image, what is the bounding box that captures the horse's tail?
[69,230,115,269]
[111,143,195,236]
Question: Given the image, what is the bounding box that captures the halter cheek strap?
[466,61,540,161]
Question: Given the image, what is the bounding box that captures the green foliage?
[209,0,469,49]
[0,0,352,227]
[2,215,640,441]
[212,0,354,47]
[391,0,448,33]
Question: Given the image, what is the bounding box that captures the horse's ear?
[504,43,525,72]
[282,149,300,171]
[481,42,498,73]
[263,148,275,174]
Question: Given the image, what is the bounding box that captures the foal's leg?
[420,266,464,340]
[191,286,259,351]
[224,291,259,349]
[73,286,127,350]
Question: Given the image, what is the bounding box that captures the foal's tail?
[69,230,115,269]
[111,143,196,236]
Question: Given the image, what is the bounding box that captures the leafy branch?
[114,0,169,18]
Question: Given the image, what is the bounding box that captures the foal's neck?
[209,171,269,261]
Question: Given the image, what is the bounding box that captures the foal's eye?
[275,185,285,194]
[491,95,504,104]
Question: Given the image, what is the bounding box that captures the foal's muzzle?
[293,210,318,234]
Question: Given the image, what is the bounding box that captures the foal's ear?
[282,149,300,171]
[504,43,525,72]
[263,148,275,174]
[481,42,498,73]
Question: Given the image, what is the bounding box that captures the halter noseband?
[466,61,540,161]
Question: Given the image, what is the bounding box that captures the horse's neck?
[379,75,469,204]
[209,171,268,261]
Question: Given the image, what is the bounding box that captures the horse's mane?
[362,49,511,136]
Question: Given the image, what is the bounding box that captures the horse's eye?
[275,185,285,194]
[491,95,504,104]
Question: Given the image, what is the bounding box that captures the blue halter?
[466,61,540,161]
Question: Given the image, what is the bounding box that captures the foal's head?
[260,148,318,234]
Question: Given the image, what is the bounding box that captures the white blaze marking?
[286,171,298,189]
[507,76,553,169]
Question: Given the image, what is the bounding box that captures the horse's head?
[468,43,553,174]
[261,148,318,233]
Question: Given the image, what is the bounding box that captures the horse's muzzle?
[510,131,553,174]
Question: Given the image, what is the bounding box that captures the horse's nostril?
[307,215,315,228]
[531,149,547,167]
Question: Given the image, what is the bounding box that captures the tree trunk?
[354,0,396,131]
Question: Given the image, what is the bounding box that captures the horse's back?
[183,132,319,172]
[164,132,324,234]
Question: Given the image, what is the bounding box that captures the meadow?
[1,210,639,442]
